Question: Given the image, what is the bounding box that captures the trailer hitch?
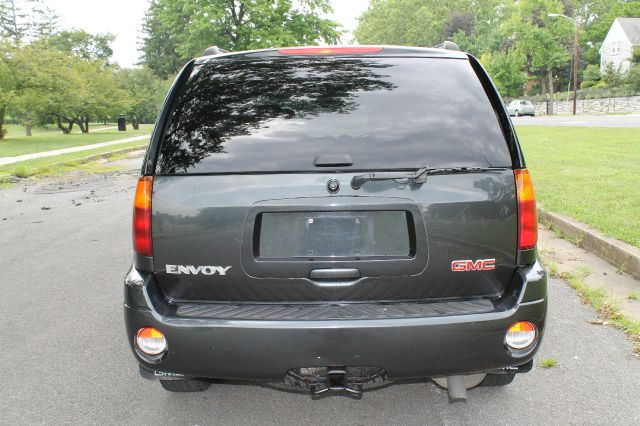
[280,366,387,400]
[310,368,363,400]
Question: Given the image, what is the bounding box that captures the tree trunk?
[79,116,89,133]
[56,115,75,134]
[25,124,32,136]
[0,106,5,139]
[547,69,554,115]
[132,117,139,130]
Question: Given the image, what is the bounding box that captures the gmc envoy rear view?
[124,45,546,402]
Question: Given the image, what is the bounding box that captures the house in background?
[599,17,640,74]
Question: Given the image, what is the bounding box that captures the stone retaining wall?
[532,95,640,115]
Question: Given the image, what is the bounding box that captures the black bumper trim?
[175,298,494,321]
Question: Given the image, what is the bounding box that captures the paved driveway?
[1,159,639,425]
[512,114,640,127]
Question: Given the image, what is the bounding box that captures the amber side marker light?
[278,46,383,55]
[505,321,536,350]
[136,327,167,356]
[133,176,153,257]
[515,169,537,250]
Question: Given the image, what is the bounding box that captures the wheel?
[515,110,521,117]
[478,372,515,387]
[160,379,211,392]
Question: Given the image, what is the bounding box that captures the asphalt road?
[512,113,640,127]
[1,157,639,425]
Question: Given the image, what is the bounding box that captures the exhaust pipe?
[445,376,467,403]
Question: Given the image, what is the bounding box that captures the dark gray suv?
[124,45,546,402]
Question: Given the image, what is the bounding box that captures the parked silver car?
[506,99,535,117]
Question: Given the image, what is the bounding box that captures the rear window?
[157,57,511,174]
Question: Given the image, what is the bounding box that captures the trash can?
[117,116,126,131]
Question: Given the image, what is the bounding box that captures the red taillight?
[515,169,537,250]
[278,46,383,55]
[133,176,153,256]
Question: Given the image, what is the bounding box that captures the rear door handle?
[309,268,361,281]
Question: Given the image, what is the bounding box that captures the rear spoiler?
[203,46,230,56]
[433,40,460,51]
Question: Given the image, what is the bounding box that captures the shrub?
[581,64,601,89]
[626,64,640,90]
[601,63,624,87]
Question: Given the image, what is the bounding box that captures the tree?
[355,0,456,46]
[117,68,169,128]
[0,37,12,138]
[39,29,115,63]
[355,0,505,53]
[500,0,571,107]
[0,0,58,45]
[8,46,131,134]
[480,51,527,97]
[140,0,341,79]
[0,38,52,137]
[0,0,57,137]
[45,59,132,133]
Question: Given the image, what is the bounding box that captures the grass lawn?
[0,140,148,182]
[0,123,153,157]
[516,125,640,248]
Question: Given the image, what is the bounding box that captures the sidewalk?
[0,134,150,166]
[539,228,640,323]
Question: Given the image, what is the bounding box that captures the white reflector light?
[505,321,536,349]
[136,327,167,355]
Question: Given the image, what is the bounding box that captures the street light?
[549,13,579,115]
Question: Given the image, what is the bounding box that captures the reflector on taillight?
[133,176,153,256]
[135,327,167,355]
[278,46,383,55]
[505,321,536,349]
[515,169,537,250]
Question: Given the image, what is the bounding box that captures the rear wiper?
[424,166,491,175]
[351,166,496,190]
[351,167,428,190]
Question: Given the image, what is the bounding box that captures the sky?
[43,0,371,68]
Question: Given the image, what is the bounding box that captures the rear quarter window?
[157,57,512,174]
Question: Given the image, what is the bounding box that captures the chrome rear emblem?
[451,259,496,272]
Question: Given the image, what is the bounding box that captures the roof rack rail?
[202,46,229,56]
[433,41,460,51]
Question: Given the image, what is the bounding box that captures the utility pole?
[549,13,579,115]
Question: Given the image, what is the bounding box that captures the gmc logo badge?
[451,259,496,272]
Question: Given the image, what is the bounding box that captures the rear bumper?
[124,262,547,381]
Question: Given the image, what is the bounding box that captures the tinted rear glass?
[157,57,511,174]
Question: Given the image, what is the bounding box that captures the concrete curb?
[0,144,147,182]
[538,208,640,280]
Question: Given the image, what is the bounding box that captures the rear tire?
[478,372,515,387]
[160,379,211,392]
